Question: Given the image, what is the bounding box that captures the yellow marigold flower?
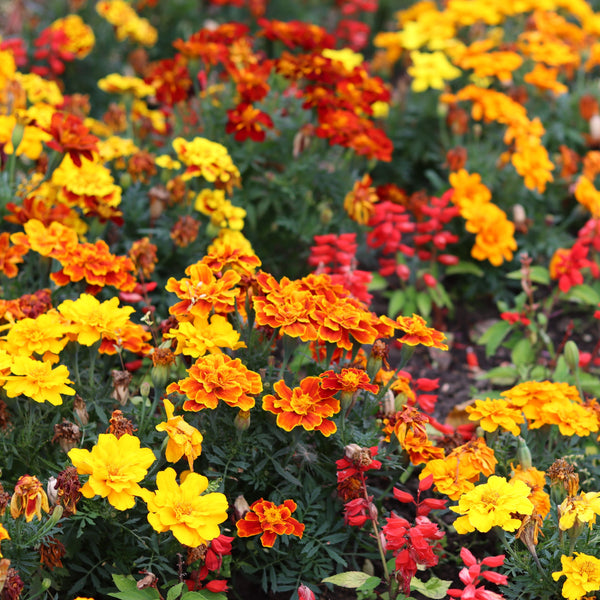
[575,176,600,217]
[172,137,241,190]
[511,465,550,518]
[419,456,475,501]
[155,154,181,170]
[167,353,262,411]
[408,50,462,92]
[451,475,534,534]
[57,294,136,347]
[194,189,246,231]
[15,72,63,106]
[0,522,9,554]
[98,74,155,98]
[97,136,139,162]
[322,48,364,72]
[3,310,71,360]
[558,492,600,531]
[132,99,166,134]
[10,475,50,522]
[532,400,599,437]
[68,433,155,511]
[0,114,51,160]
[343,174,378,225]
[49,15,95,58]
[208,228,255,255]
[142,467,227,547]
[511,135,554,194]
[96,0,157,46]
[156,399,203,471]
[466,398,524,436]
[552,553,600,600]
[3,356,75,405]
[165,315,245,358]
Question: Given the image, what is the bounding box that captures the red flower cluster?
[308,233,373,304]
[447,548,508,600]
[32,28,75,77]
[185,534,234,593]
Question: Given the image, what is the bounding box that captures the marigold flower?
[98,73,155,98]
[10,475,50,522]
[194,189,246,231]
[321,368,378,398]
[68,433,156,510]
[382,313,448,350]
[407,50,461,92]
[3,356,75,405]
[167,353,263,412]
[0,232,29,278]
[262,377,340,436]
[236,498,304,547]
[552,553,600,600]
[451,476,534,534]
[142,468,228,548]
[156,399,203,471]
[44,112,98,167]
[420,456,475,501]
[466,398,524,436]
[510,465,550,518]
[447,438,497,483]
[558,492,600,531]
[226,103,274,142]
[343,174,378,225]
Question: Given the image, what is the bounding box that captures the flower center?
[289,392,313,415]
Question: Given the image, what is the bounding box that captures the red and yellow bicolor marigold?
[262,376,340,436]
[236,498,304,547]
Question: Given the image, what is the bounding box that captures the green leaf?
[477,320,512,357]
[112,575,139,593]
[416,291,432,318]
[388,289,405,318]
[565,284,600,306]
[368,272,388,291]
[506,265,549,284]
[181,591,227,600]
[478,365,519,386]
[511,338,535,366]
[167,583,185,600]
[410,576,452,599]
[445,261,484,277]
[109,591,160,600]
[357,576,382,593]
[322,571,372,588]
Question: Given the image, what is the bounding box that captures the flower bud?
[234,409,251,432]
[564,340,580,373]
[140,381,151,399]
[234,494,250,520]
[516,436,532,470]
[73,394,89,426]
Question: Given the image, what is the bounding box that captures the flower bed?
[2,1,600,599]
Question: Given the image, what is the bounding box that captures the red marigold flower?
[262,376,340,436]
[144,55,192,106]
[236,498,304,547]
[44,112,99,167]
[225,103,274,142]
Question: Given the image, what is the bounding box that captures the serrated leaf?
[322,571,371,588]
[477,320,512,357]
[445,261,484,277]
[410,576,452,599]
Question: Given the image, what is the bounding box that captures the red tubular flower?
[343,496,372,527]
[236,499,305,547]
[336,446,381,483]
[298,584,316,600]
[447,547,507,600]
[549,242,597,293]
[44,112,99,167]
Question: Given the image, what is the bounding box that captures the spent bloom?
[451,476,534,534]
[156,399,203,471]
[142,467,228,548]
[68,433,155,510]
[236,498,305,547]
[10,475,50,522]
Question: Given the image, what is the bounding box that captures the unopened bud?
[362,558,375,576]
[516,436,532,470]
[234,409,251,432]
[590,114,600,142]
[140,381,151,399]
[234,494,250,520]
[564,341,580,373]
[73,394,89,426]
[47,504,63,527]
[47,477,59,506]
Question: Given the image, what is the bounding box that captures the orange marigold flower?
[44,112,98,167]
[382,313,448,350]
[343,174,378,225]
[320,368,378,395]
[129,236,158,279]
[167,353,263,411]
[200,245,261,276]
[262,376,340,436]
[236,498,304,547]
[166,262,241,319]
[0,232,29,278]
[448,437,497,483]
[12,218,78,259]
[401,428,445,465]
[10,475,50,522]
[511,465,550,519]
[419,456,475,501]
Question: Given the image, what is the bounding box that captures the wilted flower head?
[10,474,50,522]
